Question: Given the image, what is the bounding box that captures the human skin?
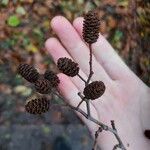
[45,16,150,150]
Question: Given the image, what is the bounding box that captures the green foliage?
[14,75,23,85]
[111,30,123,49]
[22,35,30,47]
[1,0,9,6]
[7,15,21,27]
[32,28,44,47]
[113,30,123,42]
[61,1,76,12]
[26,43,38,53]
[0,38,17,50]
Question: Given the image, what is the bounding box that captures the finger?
[57,73,99,133]
[73,17,131,81]
[45,37,101,121]
[45,37,87,92]
[45,37,111,89]
[50,16,112,84]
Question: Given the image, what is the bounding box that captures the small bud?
[34,77,52,94]
[25,97,50,114]
[83,81,105,100]
[17,64,39,83]
[144,130,150,139]
[83,10,100,44]
[57,57,79,77]
[44,70,60,88]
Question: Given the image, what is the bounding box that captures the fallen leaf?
[0,84,12,94]
[100,20,107,34]
[14,85,32,96]
[26,43,38,53]
[42,125,51,135]
[16,6,26,15]
[7,15,20,27]
[107,16,117,28]
[1,0,9,6]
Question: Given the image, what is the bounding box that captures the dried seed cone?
[83,81,105,100]
[25,97,50,114]
[34,78,52,94]
[44,70,60,88]
[57,57,79,77]
[83,10,100,44]
[17,64,39,83]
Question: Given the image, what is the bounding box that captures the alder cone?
[25,97,50,114]
[57,57,79,77]
[17,64,39,83]
[44,70,60,88]
[34,77,51,94]
[83,81,105,100]
[83,10,100,44]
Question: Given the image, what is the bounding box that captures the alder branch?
[54,91,127,150]
[73,39,126,150]
[86,100,91,117]
[77,99,84,109]
[86,44,94,85]
[92,127,103,150]
[19,10,127,150]
[77,74,87,84]
[111,120,126,150]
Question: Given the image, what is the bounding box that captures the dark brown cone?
[44,70,60,88]
[57,57,79,77]
[83,10,100,44]
[144,130,150,139]
[34,77,52,94]
[25,97,50,114]
[17,64,39,83]
[83,81,105,100]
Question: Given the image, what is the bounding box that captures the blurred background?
[0,0,149,150]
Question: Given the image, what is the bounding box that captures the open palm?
[45,16,150,150]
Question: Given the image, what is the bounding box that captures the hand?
[45,16,150,150]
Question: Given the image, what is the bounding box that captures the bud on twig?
[25,97,50,114]
[44,70,60,88]
[17,64,39,83]
[83,81,105,100]
[57,57,79,77]
[144,130,150,139]
[83,10,100,44]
